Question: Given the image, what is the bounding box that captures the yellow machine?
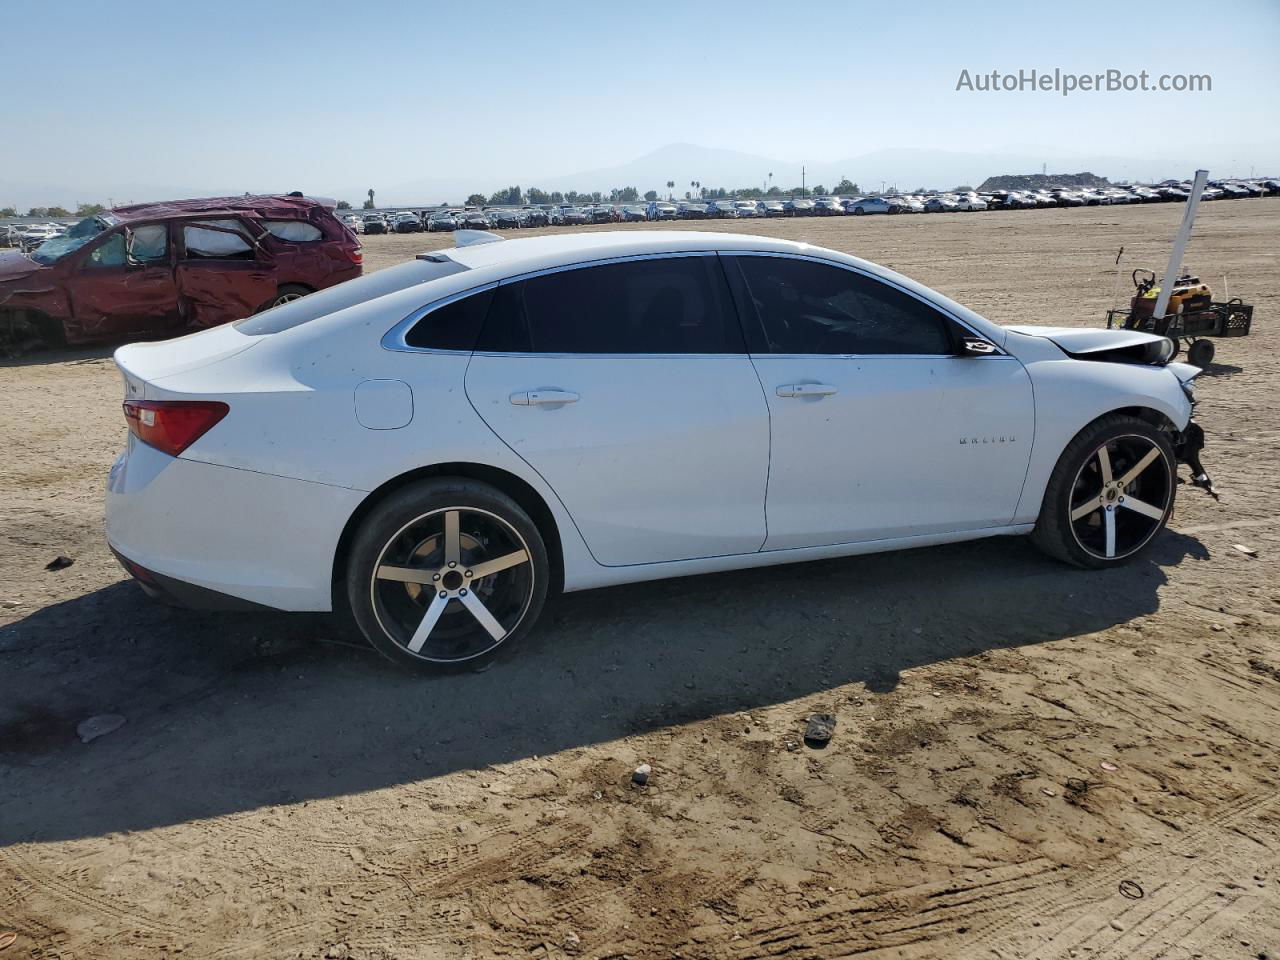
[1131,270,1213,319]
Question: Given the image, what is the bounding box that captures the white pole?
[1152,169,1208,319]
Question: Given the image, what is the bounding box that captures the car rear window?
[234,258,469,335]
[263,220,323,242]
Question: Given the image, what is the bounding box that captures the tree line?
[336,179,875,211]
[1,202,108,219]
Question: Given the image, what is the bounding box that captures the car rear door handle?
[510,390,580,406]
[776,383,838,398]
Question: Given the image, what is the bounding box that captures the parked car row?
[335,177,1278,237]
[1,221,73,251]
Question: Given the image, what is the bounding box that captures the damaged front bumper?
[1174,420,1217,500]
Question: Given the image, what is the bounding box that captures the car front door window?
[735,256,953,356]
[84,232,127,269]
[127,223,169,263]
[727,253,1033,550]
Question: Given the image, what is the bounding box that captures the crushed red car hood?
[0,251,46,284]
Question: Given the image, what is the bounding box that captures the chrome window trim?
[721,250,1009,357]
[381,281,499,355]
[381,248,1008,360]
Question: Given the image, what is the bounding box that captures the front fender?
[1013,358,1192,524]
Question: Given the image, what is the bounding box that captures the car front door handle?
[510,390,580,406]
[776,383,838,398]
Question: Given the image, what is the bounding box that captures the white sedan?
[106,230,1210,671]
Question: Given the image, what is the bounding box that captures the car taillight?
[123,400,229,457]
[347,246,363,264]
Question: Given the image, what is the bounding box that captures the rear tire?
[1031,415,1176,569]
[271,284,312,308]
[345,479,549,673]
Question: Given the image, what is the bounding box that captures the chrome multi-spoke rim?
[1068,435,1172,560]
[274,292,304,306]
[370,507,534,663]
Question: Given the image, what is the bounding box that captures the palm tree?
[666,179,675,200]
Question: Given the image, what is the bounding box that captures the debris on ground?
[632,763,651,786]
[1233,544,1258,557]
[77,714,126,744]
[45,555,75,571]
[804,714,837,749]
[563,930,582,952]
[1119,880,1145,899]
[1249,659,1280,682]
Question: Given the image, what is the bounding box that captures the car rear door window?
[263,220,322,242]
[731,256,954,355]
[478,255,744,354]
[183,219,254,259]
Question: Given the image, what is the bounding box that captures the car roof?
[443,230,838,275]
[109,194,323,224]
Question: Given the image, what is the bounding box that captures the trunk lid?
[114,324,260,399]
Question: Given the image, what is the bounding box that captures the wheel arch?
[1014,402,1182,526]
[331,461,565,607]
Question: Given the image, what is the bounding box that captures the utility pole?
[802,166,806,197]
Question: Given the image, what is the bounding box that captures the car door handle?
[510,390,580,406]
[776,383,838,398]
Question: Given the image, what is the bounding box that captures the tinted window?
[404,287,494,350]
[478,256,743,354]
[733,256,953,355]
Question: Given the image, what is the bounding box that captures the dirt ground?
[2,201,1279,960]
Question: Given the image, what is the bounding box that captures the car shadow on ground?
[0,343,117,368]
[0,530,1208,844]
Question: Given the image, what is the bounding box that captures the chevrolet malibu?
[107,230,1210,672]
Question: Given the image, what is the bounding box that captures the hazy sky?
[6,0,1279,205]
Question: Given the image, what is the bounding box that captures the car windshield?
[28,216,106,264]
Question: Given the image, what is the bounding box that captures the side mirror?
[959,337,998,356]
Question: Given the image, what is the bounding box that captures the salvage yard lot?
[2,201,1279,959]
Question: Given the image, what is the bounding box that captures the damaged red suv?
[0,194,362,346]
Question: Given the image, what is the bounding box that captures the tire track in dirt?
[0,845,189,941]
[977,789,1280,958]
[681,859,1068,959]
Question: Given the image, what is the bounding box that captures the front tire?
[345,479,550,672]
[1031,415,1176,569]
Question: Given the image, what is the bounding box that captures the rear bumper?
[106,439,365,611]
[111,547,274,611]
